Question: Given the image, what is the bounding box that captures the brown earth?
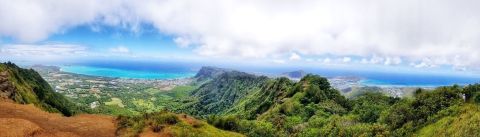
[0,101,116,137]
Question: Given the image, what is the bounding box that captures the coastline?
[60,65,196,80]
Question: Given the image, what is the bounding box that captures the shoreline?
[59,65,196,80]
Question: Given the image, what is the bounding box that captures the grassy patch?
[416,104,480,137]
[116,111,244,137]
[105,98,125,108]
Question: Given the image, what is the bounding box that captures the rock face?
[194,66,232,81]
[0,71,15,100]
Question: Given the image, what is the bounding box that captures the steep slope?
[0,62,78,116]
[183,68,480,137]
[226,74,350,121]
[223,77,294,119]
[0,101,116,137]
[0,63,246,137]
[116,111,244,137]
[416,104,480,137]
[181,70,269,116]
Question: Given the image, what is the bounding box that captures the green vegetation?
[0,62,79,116]
[178,71,269,116]
[178,70,480,137]
[416,104,480,137]
[105,97,125,107]
[12,64,480,136]
[76,84,198,116]
[116,111,244,137]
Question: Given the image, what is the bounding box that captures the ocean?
[308,68,480,87]
[60,61,197,79]
[59,61,480,87]
[357,73,480,87]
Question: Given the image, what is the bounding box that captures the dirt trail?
[0,101,116,137]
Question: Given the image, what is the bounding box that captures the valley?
[31,65,195,115]
[0,63,245,137]
[30,65,417,117]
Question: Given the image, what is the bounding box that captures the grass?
[116,111,244,137]
[167,122,244,137]
[145,88,162,95]
[416,104,480,137]
[162,85,197,98]
[132,99,160,113]
[105,98,125,108]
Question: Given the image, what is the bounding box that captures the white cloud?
[322,58,331,64]
[383,57,402,65]
[272,59,286,64]
[342,57,351,63]
[109,46,130,54]
[412,62,434,69]
[174,37,194,48]
[0,44,87,56]
[411,58,437,68]
[360,58,369,64]
[0,0,123,42]
[1,0,480,70]
[289,53,301,61]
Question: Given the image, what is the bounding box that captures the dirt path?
[0,101,116,137]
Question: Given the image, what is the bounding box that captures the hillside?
[116,111,244,137]
[0,63,247,137]
[0,62,78,116]
[178,67,480,137]
[179,69,269,116]
[416,104,480,137]
[0,100,243,137]
[3,63,480,137]
[0,101,116,137]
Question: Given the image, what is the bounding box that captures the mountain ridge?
[0,62,78,116]
[0,63,247,137]
[178,66,480,137]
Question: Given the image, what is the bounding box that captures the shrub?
[191,120,204,128]
[150,112,179,125]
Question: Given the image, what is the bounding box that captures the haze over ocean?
[59,61,480,87]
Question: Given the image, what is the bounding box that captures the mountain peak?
[194,66,232,81]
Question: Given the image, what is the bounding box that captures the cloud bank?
[1,0,480,70]
[109,46,130,54]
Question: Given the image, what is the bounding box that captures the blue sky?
[47,24,191,56]
[1,0,480,76]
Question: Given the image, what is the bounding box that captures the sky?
[1,0,480,75]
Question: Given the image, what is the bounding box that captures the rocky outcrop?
[0,71,15,100]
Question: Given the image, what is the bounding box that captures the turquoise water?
[61,66,195,79]
[59,60,480,87]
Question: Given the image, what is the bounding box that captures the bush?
[207,115,240,131]
[238,120,278,137]
[155,113,179,125]
[191,120,204,128]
